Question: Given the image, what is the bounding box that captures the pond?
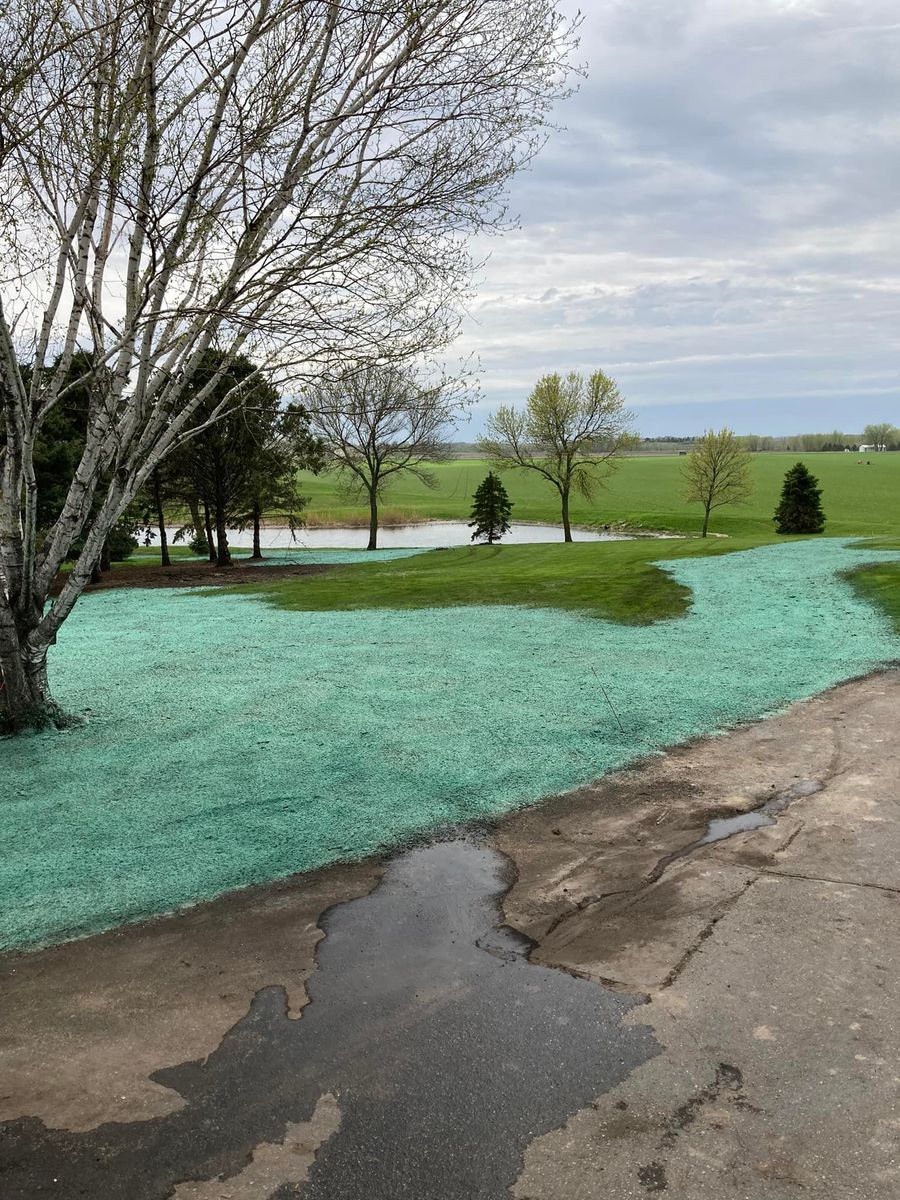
[165,520,629,550]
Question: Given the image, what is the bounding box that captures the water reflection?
[164,520,629,551]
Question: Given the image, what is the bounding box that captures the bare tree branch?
[0,0,579,729]
[306,361,470,549]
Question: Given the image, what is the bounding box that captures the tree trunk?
[702,505,710,538]
[202,498,216,562]
[188,497,203,550]
[153,469,171,565]
[214,509,232,566]
[0,613,59,732]
[561,490,572,542]
[250,503,263,561]
[89,539,110,584]
[367,489,379,551]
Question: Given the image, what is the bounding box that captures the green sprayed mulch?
[2,538,898,950]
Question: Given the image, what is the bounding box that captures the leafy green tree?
[774,462,825,534]
[681,428,752,537]
[862,423,898,451]
[231,411,324,561]
[478,371,636,541]
[469,472,513,544]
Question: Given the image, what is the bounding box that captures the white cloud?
[458,0,900,434]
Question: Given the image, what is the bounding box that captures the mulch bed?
[52,560,335,595]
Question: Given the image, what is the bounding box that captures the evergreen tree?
[469,472,513,544]
[774,462,825,534]
[166,354,321,565]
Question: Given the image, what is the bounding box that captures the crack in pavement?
[756,868,900,895]
[634,1063,761,1196]
[659,877,758,990]
[536,776,827,954]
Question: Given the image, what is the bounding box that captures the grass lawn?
[219,532,900,638]
[297,452,900,538]
[847,559,900,635]
[221,536,778,624]
[125,545,212,564]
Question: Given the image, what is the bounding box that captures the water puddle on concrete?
[701,810,775,843]
[0,839,657,1200]
[700,778,822,846]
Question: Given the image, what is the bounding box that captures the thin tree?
[308,364,465,550]
[0,1,578,729]
[774,462,825,534]
[147,467,175,566]
[478,371,636,541]
[469,472,513,544]
[681,428,753,537]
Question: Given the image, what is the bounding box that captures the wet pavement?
[0,840,656,1199]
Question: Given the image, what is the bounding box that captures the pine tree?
[469,472,513,544]
[774,462,825,534]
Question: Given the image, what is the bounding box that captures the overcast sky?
[457,0,900,438]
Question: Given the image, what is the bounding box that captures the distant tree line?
[737,426,899,452]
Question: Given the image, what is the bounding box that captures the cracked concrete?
[502,669,900,1198]
[0,861,381,1130]
[2,670,899,1198]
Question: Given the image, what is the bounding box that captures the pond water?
[164,520,628,551]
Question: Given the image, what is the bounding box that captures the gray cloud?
[458,0,900,435]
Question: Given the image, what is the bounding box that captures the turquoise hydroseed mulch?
[237,547,429,565]
[2,538,898,950]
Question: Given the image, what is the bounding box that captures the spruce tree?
[469,472,513,544]
[774,462,825,534]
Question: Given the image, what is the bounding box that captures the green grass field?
[847,558,900,634]
[224,537,774,624]
[297,452,900,537]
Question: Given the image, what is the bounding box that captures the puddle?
[701,810,775,843]
[701,778,822,846]
[0,839,657,1200]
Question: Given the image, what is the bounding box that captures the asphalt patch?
[0,839,656,1199]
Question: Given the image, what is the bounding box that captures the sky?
[456,0,900,438]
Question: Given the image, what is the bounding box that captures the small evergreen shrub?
[469,472,513,544]
[774,462,825,534]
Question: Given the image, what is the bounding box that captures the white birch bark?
[0,0,577,728]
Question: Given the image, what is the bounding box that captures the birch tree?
[0,0,577,730]
[478,371,636,541]
[307,363,464,550]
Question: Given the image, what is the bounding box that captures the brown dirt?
[50,559,334,595]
